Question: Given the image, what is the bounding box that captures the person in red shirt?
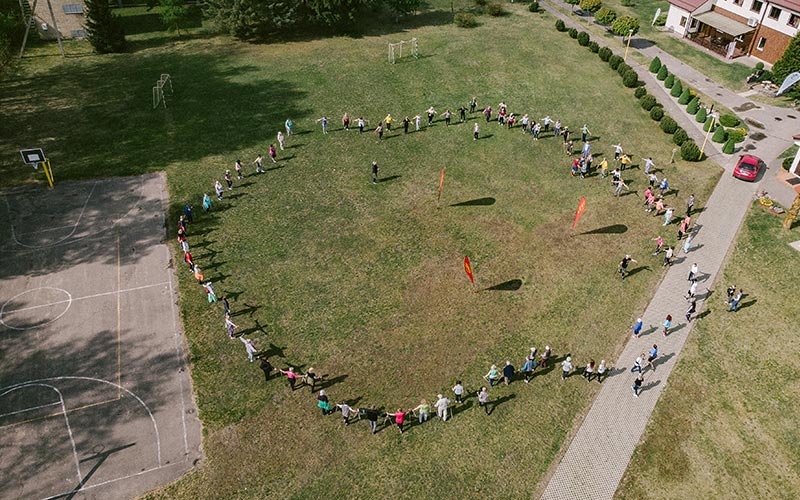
[386,408,408,433]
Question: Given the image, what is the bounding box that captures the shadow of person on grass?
[319,374,348,390]
[487,393,516,416]
[450,400,473,418]
[626,265,651,278]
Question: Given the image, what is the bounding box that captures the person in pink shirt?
[386,408,408,433]
[269,144,277,164]
[279,367,299,391]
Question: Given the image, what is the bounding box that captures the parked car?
[733,154,762,182]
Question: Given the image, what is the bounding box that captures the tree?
[712,125,728,143]
[773,33,800,86]
[160,0,190,34]
[696,107,707,123]
[388,0,421,17]
[678,87,692,105]
[686,96,699,114]
[649,56,661,73]
[670,79,683,97]
[595,7,616,25]
[85,0,126,53]
[611,16,639,36]
[203,0,297,40]
[0,0,24,77]
[722,137,735,154]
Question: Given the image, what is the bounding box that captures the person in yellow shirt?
[384,114,393,131]
[598,157,608,178]
[620,154,632,170]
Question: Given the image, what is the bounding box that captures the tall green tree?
[773,33,800,92]
[0,0,24,77]
[202,0,296,40]
[160,0,191,34]
[85,0,126,53]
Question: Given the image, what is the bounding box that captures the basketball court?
[0,173,202,499]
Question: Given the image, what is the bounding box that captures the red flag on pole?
[572,197,587,228]
[437,168,445,203]
[464,256,475,284]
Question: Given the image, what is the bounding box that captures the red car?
[733,154,762,182]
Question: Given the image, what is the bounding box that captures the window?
[769,6,781,19]
[62,3,83,14]
[751,0,763,12]
[680,16,687,27]
[789,13,800,27]
[691,18,698,28]
[733,0,742,5]
[70,29,86,39]
[757,36,766,50]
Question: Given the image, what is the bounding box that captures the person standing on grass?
[358,117,367,134]
[459,105,467,123]
[664,246,674,267]
[204,282,218,303]
[253,154,264,174]
[632,317,643,339]
[317,390,332,415]
[662,314,672,337]
[648,172,658,189]
[566,139,574,156]
[596,360,607,383]
[269,144,278,164]
[484,364,501,387]
[374,123,384,142]
[473,122,480,141]
[202,193,212,212]
[470,96,478,114]
[434,394,451,421]
[451,380,466,403]
[521,355,537,383]
[659,177,669,196]
[214,180,224,201]
[386,408,408,433]
[444,109,451,126]
[583,359,595,381]
[688,262,699,282]
[284,118,293,136]
[426,106,437,126]
[542,115,552,133]
[180,238,189,255]
[582,141,591,159]
[553,119,561,139]
[224,170,233,190]
[234,159,244,180]
[643,157,655,175]
[477,387,490,415]
[561,356,573,381]
[184,203,193,224]
[302,367,321,392]
[614,178,629,197]
[259,356,273,381]
[411,399,430,424]
[193,265,203,283]
[521,113,530,133]
[728,289,743,312]
[598,157,608,178]
[532,121,542,141]
[240,336,257,362]
[316,116,329,134]
[686,299,697,322]
[619,254,636,280]
[502,360,515,385]
[277,131,286,150]
[384,114,393,131]
[652,235,664,255]
[371,161,378,184]
[612,143,623,161]
[414,114,421,132]
[562,126,571,144]
[279,367,299,391]
[663,206,674,226]
[630,353,644,373]
[581,123,591,142]
[221,296,231,316]
[342,112,350,131]
[646,344,658,372]
[632,372,644,398]
[337,401,356,425]
[403,116,410,134]
[224,312,237,337]
[726,284,736,304]
[540,346,552,369]
[361,405,380,434]
[687,194,695,216]
[484,106,492,122]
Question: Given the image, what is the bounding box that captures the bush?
[696,107,707,123]
[757,69,773,82]
[755,61,765,70]
[454,12,479,27]
[670,79,683,97]
[617,62,631,77]
[654,12,667,26]
[703,116,715,132]
[623,69,639,88]
[85,0,127,53]
[719,113,740,127]
[578,31,590,46]
[784,157,793,170]
[595,7,617,25]
[712,125,728,143]
[722,138,736,154]
[611,16,639,36]
[649,56,662,73]
[650,106,664,121]
[588,41,600,53]
[487,3,506,16]
[640,94,657,111]
[664,72,674,87]
[729,128,746,143]
[660,116,678,133]
[598,46,612,61]
[681,140,703,161]
[686,96,699,115]
[609,54,624,70]
[568,28,579,38]
[528,1,540,11]
[579,0,602,12]
[673,128,689,145]
[634,86,647,99]
[555,19,567,31]
[678,87,692,105]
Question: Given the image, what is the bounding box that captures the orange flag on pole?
[464,256,475,285]
[572,197,587,228]
[437,168,445,203]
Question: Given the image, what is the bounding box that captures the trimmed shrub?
[703,116,715,132]
[784,157,793,170]
[555,19,567,31]
[634,86,647,99]
[589,41,600,53]
[695,107,707,123]
[609,54,624,70]
[722,138,736,154]
[664,72,674,87]
[719,113,740,127]
[487,3,506,16]
[649,56,662,73]
[617,62,631,77]
[712,125,728,143]
[568,28,579,39]
[528,1,540,11]
[654,12,667,26]
[623,69,639,88]
[578,31,590,46]
[670,80,683,97]
[454,12,479,27]
[681,140,703,161]
[611,16,639,36]
[686,96,699,115]
[678,87,691,105]
[660,116,678,133]
[729,128,746,143]
[650,106,664,121]
[640,94,657,111]
[755,61,765,70]
[580,0,602,12]
[673,128,688,146]
[595,7,617,25]
[598,46,612,61]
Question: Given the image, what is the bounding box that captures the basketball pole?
[42,159,54,188]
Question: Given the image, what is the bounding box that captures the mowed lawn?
[1,6,721,498]
[617,207,800,500]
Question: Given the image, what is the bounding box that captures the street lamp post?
[624,29,634,62]
[699,112,718,160]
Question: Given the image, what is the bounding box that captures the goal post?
[388,38,419,64]
[152,74,174,109]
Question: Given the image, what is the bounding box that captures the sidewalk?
[538,3,797,499]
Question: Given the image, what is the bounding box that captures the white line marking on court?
[16,224,80,235]
[0,400,61,419]
[168,267,190,454]
[41,462,182,500]
[1,282,169,315]
[0,287,72,331]
[0,376,162,467]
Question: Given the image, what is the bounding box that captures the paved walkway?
[538,4,798,499]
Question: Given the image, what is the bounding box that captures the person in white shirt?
[561,356,573,381]
[434,394,451,421]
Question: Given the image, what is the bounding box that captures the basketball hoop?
[20,148,54,187]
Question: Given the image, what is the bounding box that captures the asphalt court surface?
[0,173,201,499]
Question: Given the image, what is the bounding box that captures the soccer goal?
[152,74,174,109]
[388,38,419,64]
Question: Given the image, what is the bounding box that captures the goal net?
[153,74,174,109]
[388,38,419,64]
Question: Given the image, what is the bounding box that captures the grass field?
[617,206,800,500]
[1,5,723,498]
